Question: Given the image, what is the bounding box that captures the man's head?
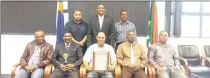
[63,32,72,43]
[96,32,106,47]
[34,29,45,45]
[73,9,82,22]
[159,31,168,43]
[120,9,128,22]
[96,4,105,16]
[126,30,135,44]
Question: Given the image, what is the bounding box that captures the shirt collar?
[156,42,169,48]
[34,40,45,47]
[72,20,83,25]
[120,20,129,25]
[126,41,137,46]
[98,15,104,19]
[65,42,71,47]
[97,43,105,48]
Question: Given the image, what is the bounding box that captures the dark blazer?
[87,15,116,47]
[53,42,83,70]
[20,40,53,69]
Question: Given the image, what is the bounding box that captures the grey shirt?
[148,42,180,68]
[114,21,136,43]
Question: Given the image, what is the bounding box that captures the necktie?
[66,43,70,51]
[130,44,135,65]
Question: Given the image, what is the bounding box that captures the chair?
[11,63,53,78]
[148,64,185,78]
[203,45,210,66]
[80,64,154,78]
[178,45,210,78]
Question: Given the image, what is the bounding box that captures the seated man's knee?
[104,72,114,78]
[157,71,170,78]
[15,69,28,78]
[87,72,96,78]
[31,69,44,78]
[172,71,186,78]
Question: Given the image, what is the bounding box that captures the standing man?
[116,30,148,78]
[65,9,88,54]
[115,9,137,51]
[15,29,53,78]
[50,32,83,78]
[83,32,117,78]
[87,4,116,47]
[148,31,186,78]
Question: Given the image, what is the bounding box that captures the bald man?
[148,31,186,78]
[83,32,117,78]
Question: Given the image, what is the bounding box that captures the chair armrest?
[11,63,20,78]
[146,64,155,78]
[179,56,189,77]
[115,65,121,78]
[80,64,86,78]
[201,56,210,66]
[44,64,53,78]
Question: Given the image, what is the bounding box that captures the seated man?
[148,31,186,78]
[50,32,83,78]
[15,29,53,78]
[83,32,117,78]
[116,30,148,78]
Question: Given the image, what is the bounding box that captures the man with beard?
[87,4,116,48]
[148,31,186,78]
[65,9,88,54]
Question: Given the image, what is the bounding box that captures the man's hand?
[25,66,30,71]
[78,42,84,46]
[128,65,136,70]
[174,66,181,72]
[156,66,163,74]
[86,66,93,71]
[107,66,115,72]
[66,64,74,70]
[60,64,68,72]
[26,66,36,72]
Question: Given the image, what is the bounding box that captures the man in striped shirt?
[114,9,137,51]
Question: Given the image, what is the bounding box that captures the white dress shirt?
[98,15,104,30]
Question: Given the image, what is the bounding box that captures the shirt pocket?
[155,50,162,58]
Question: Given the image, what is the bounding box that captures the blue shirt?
[65,20,88,41]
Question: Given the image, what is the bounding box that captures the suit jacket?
[53,42,83,70]
[87,15,116,47]
[20,40,54,69]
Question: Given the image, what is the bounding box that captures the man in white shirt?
[83,32,117,78]
[87,4,116,48]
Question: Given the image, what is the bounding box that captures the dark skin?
[60,33,75,72]
[26,31,45,72]
[125,31,144,70]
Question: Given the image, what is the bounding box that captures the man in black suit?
[50,32,83,78]
[87,4,116,48]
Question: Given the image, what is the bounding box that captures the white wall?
[1,35,56,74]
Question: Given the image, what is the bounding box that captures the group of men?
[15,4,186,78]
